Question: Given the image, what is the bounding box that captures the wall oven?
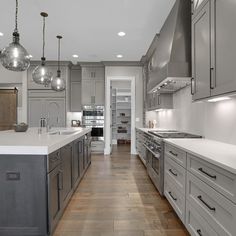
[82,105,104,152]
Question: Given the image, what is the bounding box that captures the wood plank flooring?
[53,145,189,236]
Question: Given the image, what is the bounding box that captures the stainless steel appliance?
[82,105,104,153]
[144,130,202,195]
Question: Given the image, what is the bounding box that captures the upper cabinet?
[192,0,236,100]
[81,65,105,106]
[70,67,82,112]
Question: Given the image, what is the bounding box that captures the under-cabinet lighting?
[118,31,126,37]
[0,32,3,36]
[116,54,123,58]
[155,109,164,112]
[72,54,79,58]
[207,97,231,102]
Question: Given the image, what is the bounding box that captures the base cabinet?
[0,132,91,236]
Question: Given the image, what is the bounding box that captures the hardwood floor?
[53,145,189,236]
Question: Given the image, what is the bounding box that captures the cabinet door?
[79,138,84,175]
[72,139,80,186]
[211,0,236,96]
[48,165,62,233]
[71,81,81,111]
[61,144,73,203]
[28,98,44,127]
[81,79,92,105]
[192,1,211,100]
[95,79,105,105]
[45,98,65,127]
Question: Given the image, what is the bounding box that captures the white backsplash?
[146,86,236,145]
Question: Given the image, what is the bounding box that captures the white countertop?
[0,127,91,155]
[165,139,236,174]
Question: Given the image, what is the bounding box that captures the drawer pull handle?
[197,195,215,211]
[169,169,177,176]
[169,151,178,157]
[198,168,216,179]
[169,191,177,201]
[197,229,202,236]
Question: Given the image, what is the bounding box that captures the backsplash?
[146,86,236,145]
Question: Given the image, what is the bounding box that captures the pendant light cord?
[14,0,18,32]
[58,37,60,71]
[42,16,45,58]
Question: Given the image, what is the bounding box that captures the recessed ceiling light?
[118,31,126,37]
[207,96,231,102]
[72,54,79,58]
[116,54,123,58]
[0,32,3,36]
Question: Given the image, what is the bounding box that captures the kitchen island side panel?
[0,154,48,236]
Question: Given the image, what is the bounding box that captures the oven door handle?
[143,144,160,159]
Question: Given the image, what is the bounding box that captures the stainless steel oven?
[82,105,104,152]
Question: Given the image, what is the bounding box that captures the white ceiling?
[0,0,175,62]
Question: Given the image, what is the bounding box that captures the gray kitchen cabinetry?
[70,67,82,112]
[147,92,173,111]
[0,132,91,236]
[81,66,105,105]
[192,0,236,100]
[60,143,73,207]
[28,91,66,128]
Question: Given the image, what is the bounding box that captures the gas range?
[148,130,202,139]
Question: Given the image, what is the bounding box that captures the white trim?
[104,76,136,155]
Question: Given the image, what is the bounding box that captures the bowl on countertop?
[13,123,28,132]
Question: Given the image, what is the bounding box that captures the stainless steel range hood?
[147,0,191,93]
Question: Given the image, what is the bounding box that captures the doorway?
[105,77,136,155]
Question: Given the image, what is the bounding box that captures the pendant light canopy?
[51,35,65,91]
[0,0,30,71]
[32,12,52,87]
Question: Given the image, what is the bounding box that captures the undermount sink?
[49,130,80,135]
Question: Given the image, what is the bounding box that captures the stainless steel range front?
[82,105,104,153]
[144,131,202,195]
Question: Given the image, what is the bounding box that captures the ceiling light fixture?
[51,36,65,92]
[207,96,231,102]
[0,0,30,71]
[0,32,4,36]
[118,31,126,37]
[72,54,79,58]
[29,55,33,58]
[116,54,123,58]
[32,12,53,87]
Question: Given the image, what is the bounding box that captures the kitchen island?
[0,127,92,236]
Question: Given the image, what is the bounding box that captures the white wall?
[105,66,143,127]
[146,86,236,145]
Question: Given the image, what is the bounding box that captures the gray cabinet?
[61,143,73,205]
[70,68,82,112]
[192,0,211,100]
[81,66,105,105]
[147,92,173,111]
[28,90,66,128]
[192,0,236,100]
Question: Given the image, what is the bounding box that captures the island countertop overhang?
[0,127,92,155]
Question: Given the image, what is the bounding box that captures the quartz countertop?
[0,127,91,155]
[165,139,236,174]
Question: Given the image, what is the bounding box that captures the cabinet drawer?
[186,201,219,236]
[186,172,236,236]
[187,153,236,203]
[165,155,186,193]
[164,174,185,223]
[165,144,187,167]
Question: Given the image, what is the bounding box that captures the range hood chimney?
[147,0,191,93]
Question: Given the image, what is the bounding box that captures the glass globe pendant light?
[0,0,30,71]
[32,12,52,87]
[51,35,65,91]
